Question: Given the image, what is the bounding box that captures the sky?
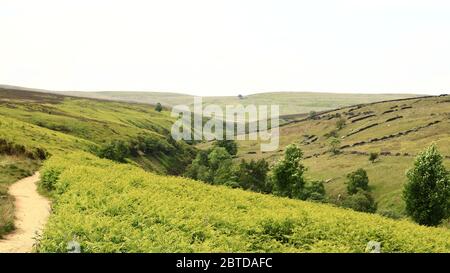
[1,0,449,96]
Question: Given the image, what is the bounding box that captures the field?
[37,152,450,253]
[228,95,450,215]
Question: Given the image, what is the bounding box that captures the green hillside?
[1,88,449,252]
[37,152,450,253]
[232,95,450,215]
[0,88,195,238]
[59,90,419,117]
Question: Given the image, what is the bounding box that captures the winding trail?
[0,172,50,253]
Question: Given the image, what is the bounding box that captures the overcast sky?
[1,0,449,96]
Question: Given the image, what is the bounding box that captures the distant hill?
[58,90,420,116]
[228,95,450,215]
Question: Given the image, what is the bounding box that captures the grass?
[37,152,450,253]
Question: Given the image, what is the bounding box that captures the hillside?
[58,90,419,117]
[0,88,195,174]
[0,88,195,238]
[231,95,450,215]
[37,152,450,252]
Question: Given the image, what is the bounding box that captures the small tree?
[236,159,270,192]
[336,118,346,130]
[271,144,306,199]
[369,152,379,163]
[214,139,238,156]
[346,168,369,195]
[329,137,341,155]
[155,102,163,112]
[308,111,317,119]
[403,144,450,226]
[238,94,244,99]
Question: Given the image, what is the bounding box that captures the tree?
[403,144,450,226]
[342,190,377,213]
[236,159,270,192]
[336,118,346,130]
[185,147,236,185]
[155,102,163,112]
[303,180,326,201]
[369,152,379,163]
[271,144,306,199]
[346,168,369,195]
[329,137,341,155]
[214,139,238,156]
[308,111,317,119]
[238,94,244,99]
[96,140,130,162]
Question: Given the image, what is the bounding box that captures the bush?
[342,190,377,213]
[303,181,326,201]
[155,103,163,112]
[336,118,346,130]
[96,140,130,162]
[271,144,306,199]
[403,144,450,226]
[236,159,270,193]
[214,139,238,156]
[369,152,379,163]
[40,168,61,192]
[329,137,341,155]
[346,168,369,195]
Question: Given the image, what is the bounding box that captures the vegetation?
[37,152,450,253]
[403,145,450,226]
[214,139,238,156]
[233,95,450,215]
[155,102,163,112]
[346,168,370,195]
[369,152,379,163]
[271,144,306,199]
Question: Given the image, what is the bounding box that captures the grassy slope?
[59,91,419,117]
[0,88,194,174]
[0,88,194,237]
[38,152,450,253]
[228,95,450,215]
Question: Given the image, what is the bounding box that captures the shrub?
[214,139,238,156]
[96,140,130,162]
[346,168,369,195]
[369,152,379,163]
[329,137,341,155]
[403,144,450,226]
[236,159,270,193]
[303,181,326,202]
[336,118,346,130]
[342,190,377,213]
[155,103,163,112]
[40,168,62,192]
